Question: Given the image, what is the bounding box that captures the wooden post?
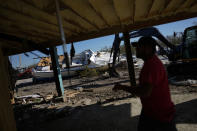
[0,48,17,131]
[50,47,64,98]
[123,32,136,86]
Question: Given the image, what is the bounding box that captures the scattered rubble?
[15,94,44,104]
[169,76,197,86]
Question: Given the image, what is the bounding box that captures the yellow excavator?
[167,25,197,76]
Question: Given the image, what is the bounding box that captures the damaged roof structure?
[0,0,197,131]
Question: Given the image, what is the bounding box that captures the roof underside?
[0,0,197,55]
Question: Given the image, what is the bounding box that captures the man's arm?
[113,83,153,97]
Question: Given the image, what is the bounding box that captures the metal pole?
[55,0,71,84]
[50,47,64,97]
[123,32,136,86]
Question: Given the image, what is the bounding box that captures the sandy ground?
[14,67,197,131]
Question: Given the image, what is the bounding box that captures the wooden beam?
[0,33,50,55]
[112,0,122,25]
[88,0,120,26]
[0,28,45,42]
[162,0,185,14]
[39,12,197,45]
[0,26,52,42]
[88,0,110,27]
[190,3,197,12]
[147,0,165,17]
[133,0,136,23]
[0,39,47,56]
[158,0,171,14]
[3,47,37,56]
[134,0,154,21]
[0,17,59,37]
[178,0,196,9]
[0,6,72,35]
[60,10,96,31]
[123,32,136,86]
[146,0,155,17]
[62,0,106,29]
[0,48,17,131]
[63,12,197,43]
[62,16,88,31]
[112,0,134,25]
[1,0,80,34]
[64,7,100,30]
[23,0,86,33]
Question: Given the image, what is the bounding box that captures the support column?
[123,32,136,86]
[0,48,17,131]
[55,0,71,84]
[50,47,64,98]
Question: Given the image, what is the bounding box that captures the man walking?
[113,37,177,131]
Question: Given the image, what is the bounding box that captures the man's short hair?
[137,36,157,53]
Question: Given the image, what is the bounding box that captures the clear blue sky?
[10,17,197,68]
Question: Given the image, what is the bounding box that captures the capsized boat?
[32,50,128,82]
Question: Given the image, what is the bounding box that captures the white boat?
[32,67,81,79]
[32,50,128,82]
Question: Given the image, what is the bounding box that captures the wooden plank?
[113,0,134,25]
[0,33,50,55]
[178,0,196,9]
[62,0,106,29]
[145,0,155,17]
[0,17,59,37]
[88,0,110,27]
[0,28,46,42]
[89,0,120,26]
[162,0,185,14]
[27,0,51,10]
[61,6,100,31]
[132,0,135,23]
[63,12,197,43]
[190,3,197,12]
[123,32,136,86]
[22,0,87,32]
[0,48,17,131]
[0,7,72,36]
[60,9,96,31]
[148,0,166,17]
[0,26,52,42]
[0,39,33,56]
[1,0,81,33]
[134,0,154,21]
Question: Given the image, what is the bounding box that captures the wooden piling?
[123,32,136,87]
[0,48,17,131]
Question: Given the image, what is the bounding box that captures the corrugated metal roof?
[0,0,197,55]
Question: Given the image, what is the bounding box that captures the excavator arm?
[109,27,177,77]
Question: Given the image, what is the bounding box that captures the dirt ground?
[14,67,197,131]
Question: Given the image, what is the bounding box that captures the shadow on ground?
[175,98,197,124]
[65,79,130,89]
[15,98,197,131]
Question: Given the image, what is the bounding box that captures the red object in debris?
[17,68,32,78]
